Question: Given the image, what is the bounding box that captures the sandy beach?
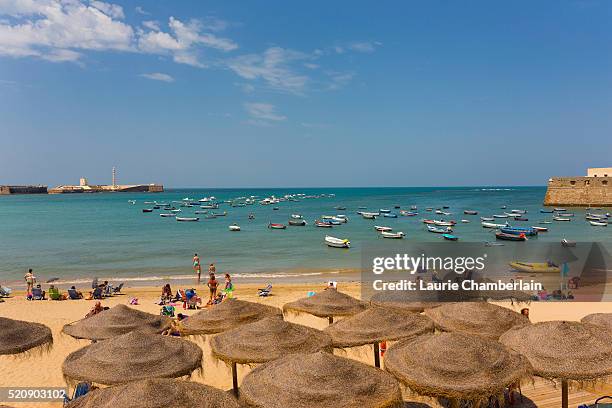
[1,278,612,408]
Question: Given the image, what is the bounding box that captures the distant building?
[48,167,163,194]
[0,185,48,195]
[544,167,611,207]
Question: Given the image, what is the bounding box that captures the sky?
[1,0,612,188]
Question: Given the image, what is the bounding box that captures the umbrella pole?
[328,316,333,324]
[373,342,380,368]
[561,379,568,408]
[232,362,239,397]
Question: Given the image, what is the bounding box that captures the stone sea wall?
[543,177,612,207]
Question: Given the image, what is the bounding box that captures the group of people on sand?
[192,253,234,305]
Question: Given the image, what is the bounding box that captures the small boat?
[288,219,306,226]
[128,200,136,205]
[509,262,560,274]
[589,220,608,227]
[496,232,527,241]
[142,208,153,213]
[314,220,333,228]
[500,205,507,209]
[532,226,548,232]
[422,219,436,225]
[433,220,455,226]
[514,217,528,221]
[325,235,350,248]
[381,231,405,239]
[556,213,574,217]
[335,206,347,210]
[375,226,393,232]
[561,239,576,247]
[212,211,228,217]
[383,213,398,218]
[493,214,509,218]
[442,206,450,209]
[482,222,508,229]
[442,234,458,241]
[480,217,494,222]
[400,210,418,216]
[194,210,208,215]
[540,209,554,213]
[425,208,433,212]
[485,242,504,247]
[331,217,347,223]
[160,213,176,217]
[379,209,391,213]
[554,208,566,212]
[464,210,478,215]
[586,214,608,221]
[504,212,522,218]
[268,223,287,229]
[411,206,417,210]
[326,219,342,225]
[501,226,538,236]
[176,217,199,222]
[170,209,182,213]
[291,214,303,219]
[394,205,401,209]
[553,216,571,222]
[229,224,241,231]
[539,220,552,224]
[461,219,470,223]
[321,215,334,219]
[427,225,452,234]
[511,209,527,214]
[248,214,255,220]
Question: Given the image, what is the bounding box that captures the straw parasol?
[500,320,612,408]
[210,316,333,395]
[370,290,443,313]
[64,378,239,408]
[62,304,172,340]
[581,313,612,331]
[424,302,529,340]
[324,306,434,367]
[240,351,403,408]
[384,332,532,407]
[62,331,203,385]
[181,298,282,335]
[283,288,367,324]
[0,317,53,355]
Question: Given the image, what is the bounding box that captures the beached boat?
[464,210,478,215]
[381,231,405,239]
[374,226,392,232]
[325,235,350,248]
[176,217,199,222]
[589,220,608,227]
[314,220,333,228]
[160,213,176,217]
[382,213,398,218]
[500,226,538,236]
[482,221,508,229]
[442,234,458,241]
[532,226,548,232]
[480,217,494,221]
[142,208,153,213]
[268,223,287,229]
[288,219,306,226]
[495,232,527,241]
[427,225,452,234]
[553,216,571,222]
[229,224,241,231]
[509,262,560,274]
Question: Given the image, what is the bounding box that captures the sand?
[1,281,611,407]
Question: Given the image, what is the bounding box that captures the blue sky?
[1,0,612,187]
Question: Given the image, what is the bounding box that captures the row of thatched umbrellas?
[1,291,611,407]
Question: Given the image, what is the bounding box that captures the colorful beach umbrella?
[0,317,52,355]
[210,316,332,395]
[384,332,532,407]
[283,288,367,324]
[239,351,403,408]
[323,306,434,367]
[62,331,203,385]
[180,298,282,335]
[581,312,612,331]
[500,320,612,408]
[424,302,529,340]
[64,378,239,408]
[62,304,172,340]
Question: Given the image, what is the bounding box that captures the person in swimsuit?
[207,273,218,304]
[24,269,35,297]
[208,263,216,275]
[193,253,201,284]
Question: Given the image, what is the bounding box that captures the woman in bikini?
[193,253,201,284]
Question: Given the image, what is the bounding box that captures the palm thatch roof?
[424,302,529,340]
[324,306,435,348]
[384,332,532,405]
[240,351,403,408]
[499,320,612,381]
[283,288,367,318]
[581,313,612,331]
[181,299,282,335]
[210,316,332,365]
[0,317,52,355]
[62,304,172,340]
[370,290,443,313]
[62,331,203,385]
[64,378,239,408]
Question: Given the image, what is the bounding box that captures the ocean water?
[0,187,610,285]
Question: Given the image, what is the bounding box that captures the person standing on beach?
[208,263,216,275]
[207,273,218,304]
[24,269,35,297]
[193,253,201,284]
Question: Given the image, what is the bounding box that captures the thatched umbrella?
[210,316,333,395]
[0,317,52,355]
[385,332,531,407]
[324,306,434,367]
[424,302,529,340]
[181,299,282,335]
[500,320,612,408]
[283,288,367,324]
[64,378,239,408]
[62,304,172,340]
[240,351,403,408]
[581,313,612,331]
[370,290,443,313]
[62,331,203,385]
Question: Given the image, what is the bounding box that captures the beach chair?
[161,305,175,317]
[31,287,46,300]
[63,382,91,405]
[103,285,113,297]
[92,287,103,300]
[258,284,272,297]
[48,287,62,300]
[112,283,124,294]
[0,286,11,297]
[67,288,81,300]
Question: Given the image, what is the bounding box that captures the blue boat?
[540,209,554,213]
[383,213,398,218]
[500,226,538,236]
[442,234,458,241]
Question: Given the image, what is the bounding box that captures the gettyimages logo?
[372,253,487,275]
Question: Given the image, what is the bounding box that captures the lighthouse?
[112,166,117,190]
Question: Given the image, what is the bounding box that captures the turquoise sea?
[0,187,610,286]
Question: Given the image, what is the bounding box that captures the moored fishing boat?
[442,233,458,241]
[554,208,566,212]
[463,210,478,215]
[229,224,241,231]
[555,212,574,217]
[325,235,350,248]
[176,217,199,222]
[142,208,153,213]
[379,209,391,213]
[427,225,452,234]
[331,216,348,223]
[268,223,287,229]
[500,226,538,236]
[400,210,418,216]
[288,219,306,226]
[493,214,508,218]
[480,217,494,221]
[374,226,392,232]
[509,262,560,273]
[433,220,455,226]
[553,216,571,222]
[495,232,527,241]
[482,221,508,229]
[160,213,176,217]
[381,231,405,239]
[290,214,303,219]
[382,213,398,218]
[540,209,554,213]
[532,226,548,232]
[361,212,378,219]
[314,220,333,228]
[589,220,608,227]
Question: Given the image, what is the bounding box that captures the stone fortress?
[544,167,612,207]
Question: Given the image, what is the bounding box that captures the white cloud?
[244,102,286,122]
[327,71,354,90]
[140,72,174,82]
[142,20,160,31]
[228,47,310,95]
[134,6,149,16]
[90,1,124,19]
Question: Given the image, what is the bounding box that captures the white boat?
[433,220,454,226]
[532,226,548,232]
[493,214,509,218]
[362,213,377,219]
[331,217,347,223]
[128,200,136,205]
[374,226,393,232]
[229,224,241,231]
[504,212,522,218]
[170,209,182,213]
[482,221,508,229]
[461,219,470,223]
[321,215,334,220]
[325,235,350,248]
[553,216,571,222]
[589,220,608,227]
[427,226,451,234]
[160,213,176,217]
[539,220,553,224]
[480,217,494,221]
[511,209,527,214]
[379,209,391,213]
[290,214,303,219]
[381,231,405,239]
[176,217,199,222]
